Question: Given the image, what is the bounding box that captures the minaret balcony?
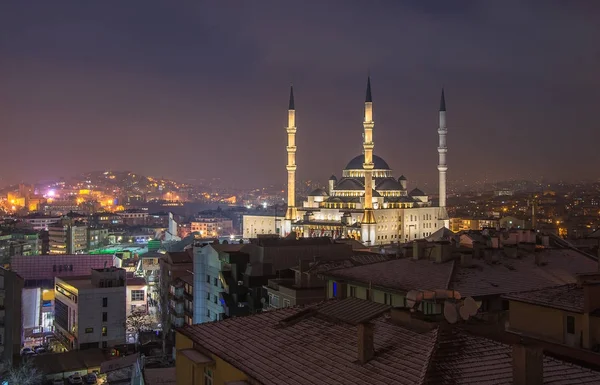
[286,165,297,171]
[437,147,447,153]
[286,127,297,133]
[286,146,297,152]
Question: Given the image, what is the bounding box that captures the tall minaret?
[438,88,448,209]
[361,77,376,245]
[284,85,297,236]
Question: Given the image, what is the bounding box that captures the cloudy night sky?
[1,1,599,189]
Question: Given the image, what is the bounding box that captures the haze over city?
[1,1,599,188]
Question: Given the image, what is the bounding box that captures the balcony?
[169,300,184,316]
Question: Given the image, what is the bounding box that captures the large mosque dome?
[344,154,390,171]
[342,154,393,178]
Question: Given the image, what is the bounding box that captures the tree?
[125,309,153,349]
[0,359,44,385]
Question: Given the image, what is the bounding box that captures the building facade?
[49,222,88,254]
[53,267,127,350]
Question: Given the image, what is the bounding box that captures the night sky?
[1,1,599,190]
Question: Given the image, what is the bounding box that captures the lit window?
[102,326,108,336]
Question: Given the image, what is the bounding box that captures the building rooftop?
[502,284,584,313]
[30,348,113,375]
[325,258,455,292]
[178,299,600,385]
[324,248,598,298]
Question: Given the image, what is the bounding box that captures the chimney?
[357,322,374,364]
[512,343,543,385]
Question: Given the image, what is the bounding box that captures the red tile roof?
[502,284,584,313]
[451,249,596,297]
[427,327,600,384]
[178,301,600,385]
[180,300,437,385]
[324,258,455,292]
[324,248,597,298]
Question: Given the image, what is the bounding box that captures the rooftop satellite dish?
[463,297,479,317]
[444,300,458,324]
[406,290,419,308]
[459,305,470,320]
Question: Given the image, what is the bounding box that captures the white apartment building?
[126,275,148,317]
[53,267,126,350]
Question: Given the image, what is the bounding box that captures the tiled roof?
[324,248,597,298]
[324,258,455,292]
[502,284,584,313]
[451,249,596,297]
[180,300,437,385]
[316,297,390,324]
[426,327,600,384]
[179,302,600,385]
[143,368,176,385]
[166,250,192,264]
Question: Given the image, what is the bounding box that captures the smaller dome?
[309,188,329,196]
[398,175,407,181]
[329,175,337,181]
[409,187,426,197]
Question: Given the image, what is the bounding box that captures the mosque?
[243,78,449,245]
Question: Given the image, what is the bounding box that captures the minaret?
[438,88,448,209]
[284,85,298,236]
[361,76,376,245]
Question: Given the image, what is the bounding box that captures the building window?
[332,282,338,297]
[102,312,108,322]
[206,309,211,318]
[567,315,575,334]
[283,299,290,308]
[214,295,218,304]
[102,326,108,336]
[206,274,210,283]
[102,341,108,348]
[350,286,356,298]
[206,292,210,300]
[131,290,145,301]
[204,368,213,385]
[214,277,218,287]
[366,289,371,300]
[102,297,108,307]
[85,328,94,333]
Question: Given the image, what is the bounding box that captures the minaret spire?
[289,84,295,110]
[361,75,376,245]
[437,88,448,210]
[284,84,298,235]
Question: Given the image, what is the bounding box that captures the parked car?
[35,347,48,354]
[20,347,35,355]
[68,373,83,384]
[84,373,97,384]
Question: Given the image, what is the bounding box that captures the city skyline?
[1,1,599,189]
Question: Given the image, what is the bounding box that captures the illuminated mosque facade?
[243,78,448,245]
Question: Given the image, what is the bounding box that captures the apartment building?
[169,274,194,328]
[49,222,88,254]
[0,268,23,365]
[54,267,126,350]
[190,217,233,237]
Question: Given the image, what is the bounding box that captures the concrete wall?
[508,300,582,346]
[176,332,248,385]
